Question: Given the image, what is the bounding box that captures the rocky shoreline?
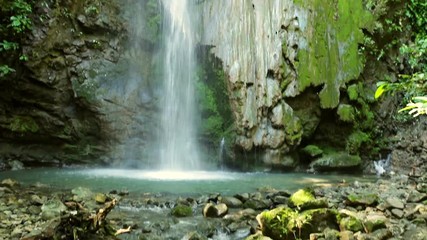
[0,172,426,240]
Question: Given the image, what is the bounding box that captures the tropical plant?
[374,0,427,117]
[0,0,33,78]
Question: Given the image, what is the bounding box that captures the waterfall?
[159,0,200,170]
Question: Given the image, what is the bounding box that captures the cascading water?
[159,0,200,170]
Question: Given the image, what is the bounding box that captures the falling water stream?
[159,0,200,170]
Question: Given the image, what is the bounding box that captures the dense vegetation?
[0,0,33,77]
[374,0,427,117]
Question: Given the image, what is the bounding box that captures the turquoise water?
[0,168,375,195]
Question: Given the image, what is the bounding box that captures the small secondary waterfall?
[159,0,200,170]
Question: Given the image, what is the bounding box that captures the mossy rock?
[301,145,323,157]
[256,207,297,240]
[171,204,193,217]
[257,207,339,240]
[293,0,374,108]
[310,152,362,172]
[346,193,379,206]
[340,216,363,232]
[289,189,328,210]
[364,218,387,233]
[300,208,339,235]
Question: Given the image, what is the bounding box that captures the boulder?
[94,193,107,204]
[71,187,94,202]
[385,197,405,209]
[310,152,361,171]
[203,203,228,218]
[256,207,338,240]
[219,196,243,208]
[345,193,378,206]
[243,199,271,210]
[41,199,67,220]
[289,189,328,210]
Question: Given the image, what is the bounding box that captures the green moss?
[289,189,315,208]
[310,152,362,171]
[364,218,386,233]
[283,104,303,146]
[196,57,234,148]
[301,145,323,157]
[259,207,338,240]
[259,207,298,239]
[347,84,359,101]
[171,204,193,217]
[337,104,355,123]
[293,0,374,108]
[10,116,39,133]
[346,130,371,154]
[340,216,364,232]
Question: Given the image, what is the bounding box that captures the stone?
[402,226,427,240]
[203,203,228,218]
[339,231,355,240]
[1,178,20,188]
[391,209,404,218]
[41,199,67,220]
[181,231,207,240]
[219,196,243,208]
[364,214,387,232]
[386,197,404,209]
[370,228,392,240]
[243,199,271,210]
[272,195,288,205]
[234,193,250,202]
[30,195,44,205]
[407,190,427,203]
[94,193,107,204]
[71,187,93,202]
[346,193,378,206]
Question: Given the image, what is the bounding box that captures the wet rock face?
[200,0,373,166]
[0,0,127,166]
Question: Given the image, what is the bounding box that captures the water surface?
[1,168,375,195]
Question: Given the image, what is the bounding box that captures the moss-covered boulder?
[346,193,379,207]
[289,189,328,210]
[256,207,339,240]
[310,152,362,172]
[340,216,364,232]
[171,204,193,218]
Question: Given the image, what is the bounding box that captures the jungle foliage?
[0,0,33,78]
[374,0,427,117]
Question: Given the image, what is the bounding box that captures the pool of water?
[0,168,375,195]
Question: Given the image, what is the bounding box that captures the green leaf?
[374,84,386,99]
